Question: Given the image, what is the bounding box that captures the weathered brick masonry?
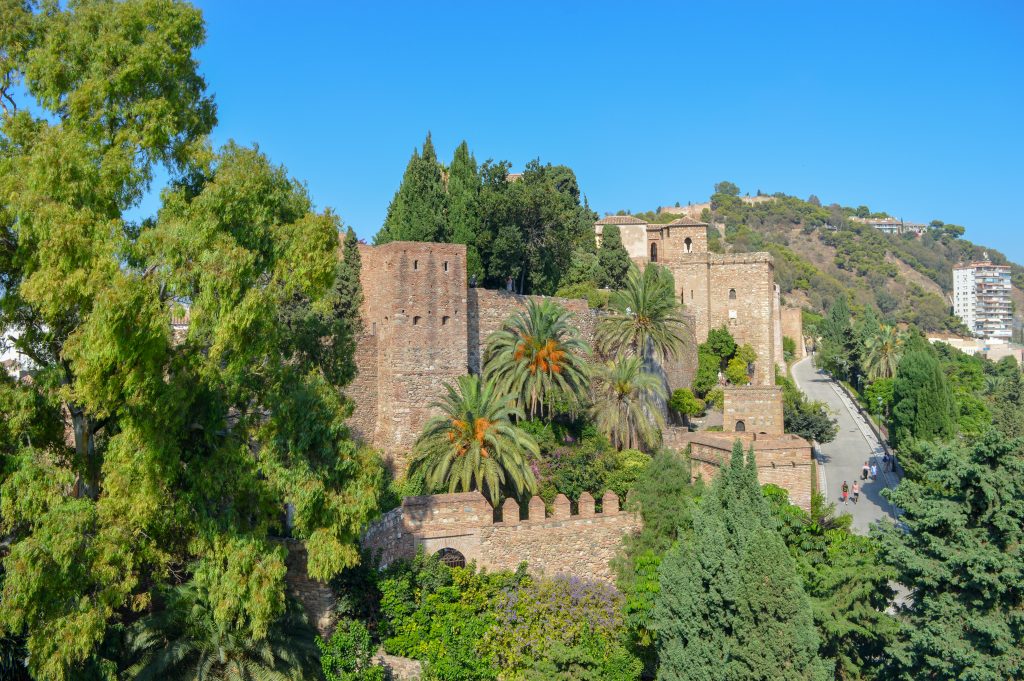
[362,492,640,582]
[781,306,806,359]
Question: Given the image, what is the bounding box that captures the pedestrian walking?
[870,462,878,480]
[852,481,860,504]
[882,453,890,472]
[841,481,849,504]
[861,461,870,480]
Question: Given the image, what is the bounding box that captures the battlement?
[361,491,640,581]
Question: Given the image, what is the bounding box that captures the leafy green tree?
[3,4,382,678]
[483,299,590,419]
[654,441,829,680]
[874,431,1024,680]
[596,264,688,363]
[590,356,666,451]
[725,357,751,385]
[598,224,632,288]
[889,349,956,451]
[121,585,321,681]
[704,326,738,367]
[560,247,602,289]
[714,181,741,197]
[692,349,721,398]
[669,387,704,424]
[864,377,894,416]
[376,132,448,244]
[318,619,386,681]
[408,374,539,506]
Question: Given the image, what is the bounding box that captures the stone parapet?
[360,492,640,581]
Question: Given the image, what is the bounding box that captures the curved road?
[791,355,900,533]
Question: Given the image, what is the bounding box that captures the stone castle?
[347,217,811,507]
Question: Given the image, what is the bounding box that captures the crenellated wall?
[361,491,641,582]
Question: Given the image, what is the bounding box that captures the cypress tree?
[889,349,956,451]
[447,140,484,279]
[598,224,632,288]
[655,441,828,680]
[376,133,448,244]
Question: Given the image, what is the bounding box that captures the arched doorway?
[650,242,658,262]
[735,420,746,432]
[434,548,467,568]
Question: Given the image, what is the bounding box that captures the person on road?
[861,461,870,480]
[852,480,860,504]
[882,453,890,472]
[870,462,878,480]
[841,481,849,504]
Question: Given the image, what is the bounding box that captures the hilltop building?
[850,216,927,236]
[953,258,1013,340]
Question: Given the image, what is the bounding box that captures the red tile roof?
[595,215,647,225]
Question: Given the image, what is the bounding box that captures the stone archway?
[434,547,467,568]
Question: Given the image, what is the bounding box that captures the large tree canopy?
[0,3,379,678]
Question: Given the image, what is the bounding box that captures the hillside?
[632,185,1023,335]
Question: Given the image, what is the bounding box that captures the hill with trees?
[629,182,1023,335]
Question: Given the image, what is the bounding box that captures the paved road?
[791,354,901,534]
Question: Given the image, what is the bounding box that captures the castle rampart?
[361,491,640,582]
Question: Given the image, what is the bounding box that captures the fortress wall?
[782,307,805,359]
[357,242,470,473]
[360,492,639,582]
[346,332,378,445]
[773,285,785,371]
[723,385,785,435]
[468,289,597,374]
[673,431,813,511]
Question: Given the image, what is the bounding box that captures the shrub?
[485,575,641,680]
[725,357,751,385]
[318,619,386,681]
[692,350,720,397]
[704,387,725,410]
[669,388,705,420]
[783,336,797,362]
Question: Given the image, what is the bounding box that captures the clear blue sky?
[166,1,1024,261]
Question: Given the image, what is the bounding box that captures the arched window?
[729,288,737,300]
[434,548,466,568]
[684,237,692,253]
[735,420,746,432]
[650,242,658,262]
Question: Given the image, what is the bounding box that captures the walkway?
[790,354,900,534]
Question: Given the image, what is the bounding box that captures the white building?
[953,258,1013,340]
[1,328,33,379]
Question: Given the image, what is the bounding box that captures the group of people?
[839,454,893,505]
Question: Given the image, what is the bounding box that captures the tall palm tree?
[122,586,320,681]
[862,324,903,379]
[596,264,688,362]
[483,299,590,419]
[590,356,667,451]
[408,374,539,506]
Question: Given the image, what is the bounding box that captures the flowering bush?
[485,575,641,680]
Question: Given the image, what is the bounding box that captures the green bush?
[692,350,720,397]
[318,619,386,681]
[783,336,797,362]
[669,388,705,420]
[704,387,725,410]
[725,357,750,385]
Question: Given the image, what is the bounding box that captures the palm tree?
[122,586,320,681]
[590,356,667,451]
[483,299,590,419]
[862,324,903,379]
[596,264,688,362]
[984,374,1007,396]
[408,374,539,506]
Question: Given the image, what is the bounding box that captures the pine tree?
[447,141,484,279]
[655,441,828,680]
[598,224,632,288]
[376,133,448,244]
[889,349,956,453]
[874,430,1024,679]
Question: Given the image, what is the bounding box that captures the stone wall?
[723,385,785,435]
[781,306,805,359]
[280,539,337,637]
[773,285,785,371]
[361,492,640,582]
[468,289,597,374]
[671,431,813,511]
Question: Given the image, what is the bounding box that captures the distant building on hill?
[953,258,1013,340]
[850,216,928,236]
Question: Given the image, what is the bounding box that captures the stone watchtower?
[645,218,778,386]
[347,241,470,473]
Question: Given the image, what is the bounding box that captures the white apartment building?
[953,259,1013,340]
